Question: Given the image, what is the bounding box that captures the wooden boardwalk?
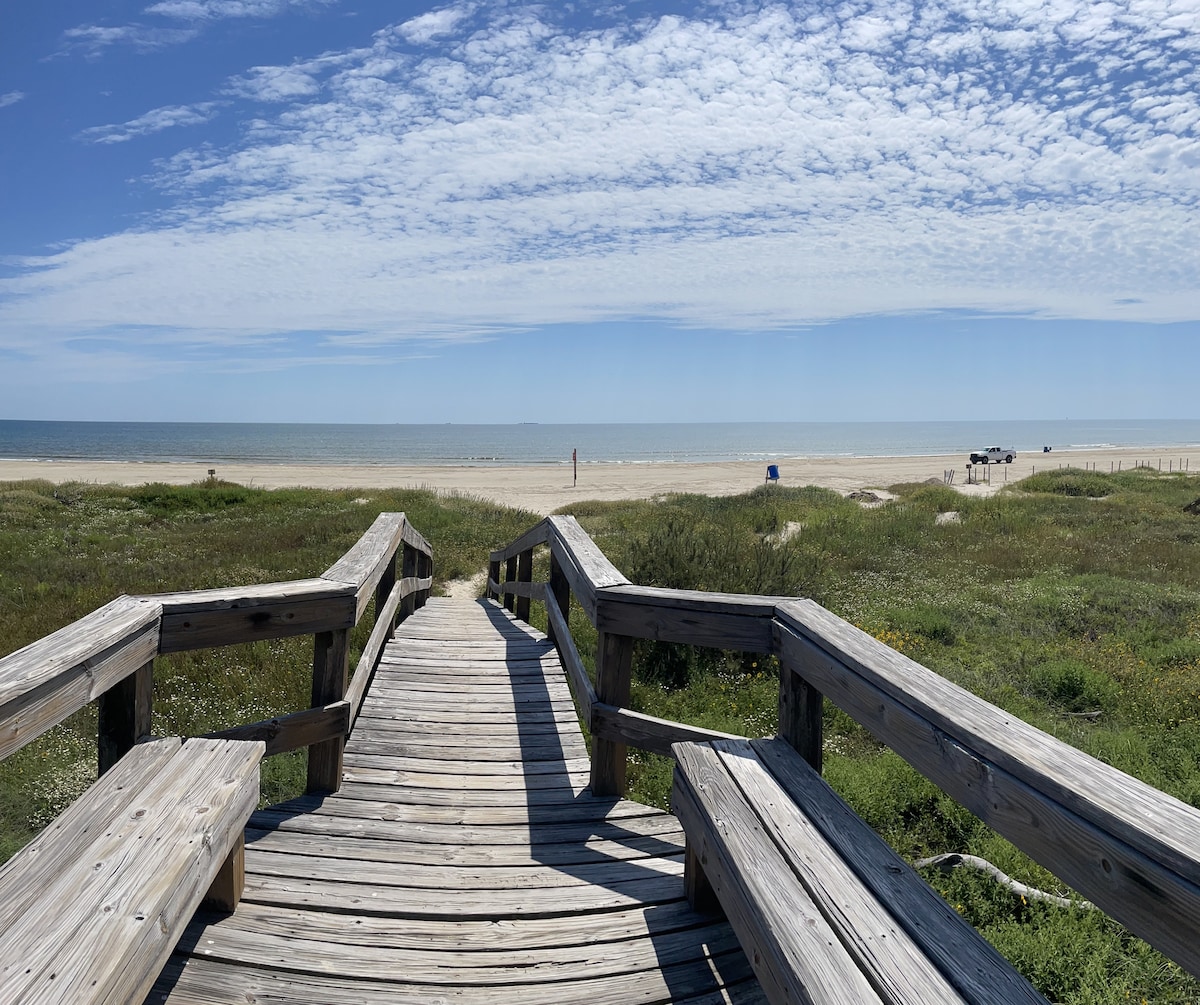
[149,597,762,1003]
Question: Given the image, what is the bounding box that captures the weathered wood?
[157,580,354,652]
[504,554,518,612]
[591,703,743,758]
[306,628,350,793]
[206,701,349,757]
[401,542,420,621]
[0,595,161,760]
[774,607,1200,975]
[547,551,571,648]
[487,578,546,602]
[0,737,262,1005]
[515,548,534,622]
[749,738,1048,1005]
[203,834,246,912]
[416,549,433,608]
[778,665,822,772]
[489,518,551,565]
[545,590,595,720]
[487,558,501,601]
[0,737,181,935]
[140,598,753,1004]
[547,515,630,622]
[684,842,721,915]
[321,512,409,621]
[590,631,635,797]
[346,578,405,725]
[672,742,885,1005]
[597,585,779,653]
[374,550,398,641]
[97,657,154,774]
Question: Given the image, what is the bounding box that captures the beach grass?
[566,469,1200,1004]
[0,479,539,859]
[2,471,1200,1002]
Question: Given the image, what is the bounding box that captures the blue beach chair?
[765,464,780,484]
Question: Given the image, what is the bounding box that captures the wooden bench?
[0,736,263,1004]
[671,737,1051,1005]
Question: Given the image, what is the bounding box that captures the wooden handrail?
[0,512,434,792]
[488,517,1200,979]
[0,596,162,760]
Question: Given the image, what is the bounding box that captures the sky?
[1,0,1198,424]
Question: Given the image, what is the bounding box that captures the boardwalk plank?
[151,597,754,1003]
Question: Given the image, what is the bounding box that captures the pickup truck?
[969,446,1016,464]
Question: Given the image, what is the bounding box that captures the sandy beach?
[1,447,1193,516]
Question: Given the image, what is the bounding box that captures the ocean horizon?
[2,418,1198,468]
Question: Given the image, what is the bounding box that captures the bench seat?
[671,737,1049,1005]
[0,736,263,1004]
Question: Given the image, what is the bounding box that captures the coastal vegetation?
[2,470,1199,1002]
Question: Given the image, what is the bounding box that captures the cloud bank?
[11,0,1200,365]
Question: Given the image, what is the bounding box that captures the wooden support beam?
[504,555,517,612]
[547,553,571,648]
[201,834,245,912]
[515,548,533,623]
[97,659,154,776]
[487,559,501,602]
[306,628,350,794]
[590,631,634,797]
[778,665,823,773]
[401,544,419,622]
[374,552,397,642]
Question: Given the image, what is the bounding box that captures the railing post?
[487,558,501,602]
[590,631,634,797]
[779,666,823,773]
[504,556,517,612]
[376,550,398,641]
[546,552,571,649]
[307,628,350,793]
[97,660,154,775]
[417,551,432,608]
[515,548,533,622]
[400,543,418,623]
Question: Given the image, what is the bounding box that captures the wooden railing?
[0,512,433,795]
[490,515,1200,979]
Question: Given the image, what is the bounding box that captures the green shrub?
[1028,659,1120,712]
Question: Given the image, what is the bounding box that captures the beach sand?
[0,448,1192,516]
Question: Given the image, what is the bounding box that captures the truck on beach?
[969,446,1017,464]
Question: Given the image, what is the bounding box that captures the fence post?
[779,666,823,773]
[307,628,350,793]
[97,660,154,775]
[515,548,533,622]
[400,543,418,622]
[591,632,634,797]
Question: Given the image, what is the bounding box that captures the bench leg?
[685,840,723,916]
[202,834,245,913]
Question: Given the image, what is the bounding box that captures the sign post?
[573,448,577,487]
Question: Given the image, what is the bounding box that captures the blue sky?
[1,0,1198,423]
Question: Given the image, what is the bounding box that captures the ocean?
[1,419,1198,467]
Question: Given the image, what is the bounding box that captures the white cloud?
[61,0,337,56]
[60,23,200,56]
[144,0,336,19]
[78,103,219,144]
[226,65,323,101]
[0,91,26,109]
[14,0,1200,369]
[396,4,475,45]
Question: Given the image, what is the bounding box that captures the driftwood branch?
[914,853,1096,911]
